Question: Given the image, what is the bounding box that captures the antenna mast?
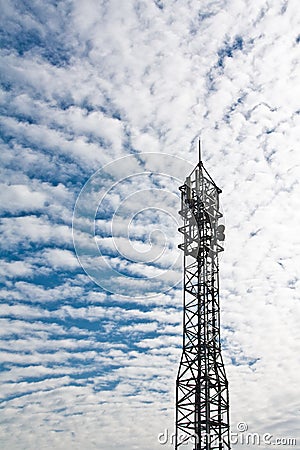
[198,138,202,166]
[176,141,230,450]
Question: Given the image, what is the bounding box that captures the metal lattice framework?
[175,146,230,450]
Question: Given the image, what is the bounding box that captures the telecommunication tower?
[175,142,230,450]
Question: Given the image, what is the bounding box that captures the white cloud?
[0,184,47,213]
[42,248,79,270]
[0,216,72,249]
[0,260,34,279]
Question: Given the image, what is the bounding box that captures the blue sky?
[0,1,300,449]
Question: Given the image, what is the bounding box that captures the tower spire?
[198,138,202,166]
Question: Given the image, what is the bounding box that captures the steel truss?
[175,152,230,450]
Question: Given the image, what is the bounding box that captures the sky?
[0,0,300,449]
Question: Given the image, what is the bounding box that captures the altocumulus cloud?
[0,1,300,450]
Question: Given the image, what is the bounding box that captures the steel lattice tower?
[175,143,230,450]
